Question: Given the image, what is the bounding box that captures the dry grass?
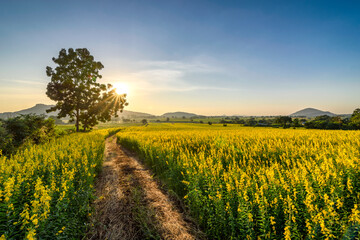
[86,136,205,240]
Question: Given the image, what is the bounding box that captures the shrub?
[0,114,56,155]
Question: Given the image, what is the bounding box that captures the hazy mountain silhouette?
[161,111,198,118]
[0,104,58,119]
[0,104,347,120]
[290,108,336,117]
[0,104,155,119]
[116,110,155,118]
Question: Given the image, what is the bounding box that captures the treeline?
[0,114,66,156]
[217,108,360,130]
[218,116,302,128]
[304,113,360,130]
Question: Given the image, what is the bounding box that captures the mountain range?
[0,104,348,119]
[0,104,156,120]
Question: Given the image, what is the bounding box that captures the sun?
[113,82,129,95]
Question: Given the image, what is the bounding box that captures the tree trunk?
[76,109,79,132]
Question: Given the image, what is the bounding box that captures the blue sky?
[1,0,359,115]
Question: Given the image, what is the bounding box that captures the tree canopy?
[46,48,128,131]
[275,116,292,128]
[350,108,360,128]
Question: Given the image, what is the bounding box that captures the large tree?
[46,48,128,131]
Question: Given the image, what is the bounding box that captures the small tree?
[0,120,13,156]
[141,119,148,125]
[245,118,257,126]
[292,118,301,127]
[275,116,292,128]
[46,48,128,131]
[350,108,360,129]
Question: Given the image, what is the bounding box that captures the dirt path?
[86,136,204,240]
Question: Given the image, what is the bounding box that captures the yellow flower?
[32,218,38,226]
[26,229,36,240]
[248,212,253,222]
[284,225,291,240]
[270,216,276,225]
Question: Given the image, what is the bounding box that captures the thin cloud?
[103,59,239,95]
[133,69,184,83]
[2,79,45,85]
[137,60,223,73]
[115,60,236,93]
[140,85,239,92]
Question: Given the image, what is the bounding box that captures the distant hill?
[0,104,155,120]
[161,111,198,118]
[116,110,155,119]
[0,104,57,119]
[290,108,336,118]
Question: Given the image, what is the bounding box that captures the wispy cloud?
[133,69,184,84]
[1,79,45,85]
[137,60,223,73]
[112,60,238,93]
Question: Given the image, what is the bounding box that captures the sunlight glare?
[113,82,129,95]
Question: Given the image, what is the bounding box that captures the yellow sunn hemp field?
[0,129,114,240]
[117,124,360,239]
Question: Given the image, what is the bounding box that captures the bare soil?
[86,136,204,240]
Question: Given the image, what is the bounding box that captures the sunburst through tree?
[46,48,128,131]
